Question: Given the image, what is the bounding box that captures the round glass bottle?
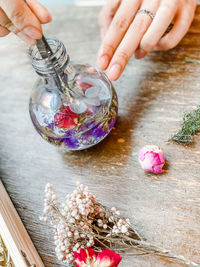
[29,38,118,151]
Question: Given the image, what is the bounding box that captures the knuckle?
[116,50,129,64]
[133,18,149,33]
[161,0,177,10]
[160,1,176,16]
[10,8,25,24]
[114,17,129,31]
[101,43,115,55]
[159,6,171,17]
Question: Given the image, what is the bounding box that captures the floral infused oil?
[29,38,118,151]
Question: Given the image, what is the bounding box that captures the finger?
[98,0,121,39]
[0,0,42,40]
[0,25,10,37]
[0,7,36,45]
[0,9,10,37]
[136,1,178,59]
[26,0,52,24]
[155,7,195,50]
[97,0,140,71]
[106,0,160,81]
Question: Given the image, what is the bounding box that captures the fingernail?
[46,13,52,23]
[108,64,121,81]
[17,32,36,45]
[22,26,42,39]
[98,55,109,70]
[135,48,147,59]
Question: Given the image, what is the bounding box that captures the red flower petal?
[74,248,121,267]
[64,106,79,116]
[54,105,79,129]
[73,251,84,267]
[96,249,122,267]
[86,248,98,259]
[74,248,97,266]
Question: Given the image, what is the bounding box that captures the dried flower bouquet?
[41,183,200,267]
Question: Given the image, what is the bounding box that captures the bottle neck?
[29,38,69,76]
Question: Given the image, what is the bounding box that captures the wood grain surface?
[0,5,200,267]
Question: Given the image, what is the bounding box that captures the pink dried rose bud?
[138,145,165,174]
[74,248,122,267]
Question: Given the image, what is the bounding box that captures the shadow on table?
[60,45,194,174]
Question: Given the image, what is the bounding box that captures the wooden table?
[0,5,200,267]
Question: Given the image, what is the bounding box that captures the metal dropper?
[36,35,82,99]
[36,35,66,94]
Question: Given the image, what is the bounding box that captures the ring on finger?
[136,8,174,36]
[136,9,155,20]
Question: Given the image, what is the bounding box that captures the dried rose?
[74,248,122,267]
[138,145,165,174]
[54,106,79,129]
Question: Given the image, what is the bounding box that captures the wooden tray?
[0,180,45,267]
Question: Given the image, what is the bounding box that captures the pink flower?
[138,145,165,174]
[74,248,122,267]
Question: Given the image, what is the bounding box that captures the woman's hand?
[98,0,198,81]
[0,0,52,45]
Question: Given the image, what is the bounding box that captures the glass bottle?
[29,38,118,151]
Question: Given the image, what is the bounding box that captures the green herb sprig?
[170,106,200,144]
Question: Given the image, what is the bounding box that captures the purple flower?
[138,145,165,174]
[79,121,97,133]
[82,130,93,143]
[65,129,76,138]
[92,125,108,139]
[64,137,80,149]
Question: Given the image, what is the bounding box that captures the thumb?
[0,0,42,41]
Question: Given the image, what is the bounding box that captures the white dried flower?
[41,182,135,266]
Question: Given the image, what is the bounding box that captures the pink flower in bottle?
[138,145,165,174]
[74,248,122,267]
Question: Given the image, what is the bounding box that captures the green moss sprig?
[170,106,200,144]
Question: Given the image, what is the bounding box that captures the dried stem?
[50,201,200,267]
[43,184,200,267]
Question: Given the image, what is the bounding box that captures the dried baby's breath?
[41,183,200,267]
